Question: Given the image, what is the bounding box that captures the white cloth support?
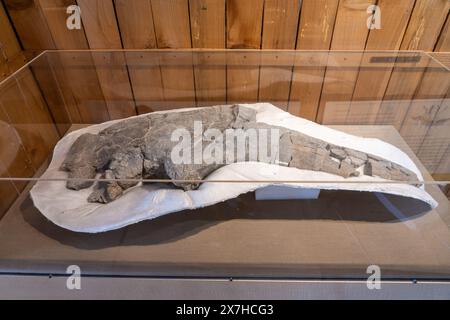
[30,103,437,233]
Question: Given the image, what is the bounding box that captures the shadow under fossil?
[20,189,433,250]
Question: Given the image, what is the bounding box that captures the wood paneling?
[1,70,59,167]
[377,0,450,129]
[317,0,375,124]
[0,1,26,79]
[347,0,415,124]
[289,0,339,120]
[226,0,264,103]
[415,18,450,176]
[151,0,196,108]
[190,0,226,106]
[115,0,163,113]
[4,0,56,56]
[77,0,137,119]
[226,0,264,49]
[37,0,104,125]
[258,0,301,110]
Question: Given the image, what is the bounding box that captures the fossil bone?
[61,105,418,203]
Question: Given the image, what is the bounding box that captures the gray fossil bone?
[60,105,418,203]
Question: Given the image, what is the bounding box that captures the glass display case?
[0,50,449,296]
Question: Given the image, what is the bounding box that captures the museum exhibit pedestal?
[0,125,449,299]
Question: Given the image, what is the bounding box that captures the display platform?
[0,125,449,287]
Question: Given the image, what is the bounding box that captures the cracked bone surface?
[60,105,418,203]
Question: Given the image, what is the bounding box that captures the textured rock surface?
[61,105,419,203]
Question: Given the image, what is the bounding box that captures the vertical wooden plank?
[115,0,164,113]
[227,52,261,104]
[376,0,450,128]
[77,0,137,119]
[226,0,264,104]
[151,0,196,108]
[0,71,59,171]
[151,0,192,48]
[4,0,56,57]
[190,0,225,48]
[38,0,87,49]
[288,0,339,120]
[0,1,56,209]
[28,54,71,134]
[0,0,27,79]
[17,68,60,148]
[227,0,264,49]
[347,0,415,124]
[38,0,108,123]
[0,103,34,193]
[33,0,85,127]
[415,18,450,175]
[114,0,157,49]
[48,52,113,123]
[317,0,375,124]
[190,0,226,106]
[258,0,301,110]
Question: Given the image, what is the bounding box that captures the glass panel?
[0,50,449,280]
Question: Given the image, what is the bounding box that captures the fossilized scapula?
[61,105,418,203]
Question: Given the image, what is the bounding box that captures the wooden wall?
[1,0,447,116]
[0,0,449,216]
[0,0,60,217]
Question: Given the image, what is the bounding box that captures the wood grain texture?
[76,0,122,48]
[4,0,55,56]
[35,0,88,128]
[47,52,110,123]
[415,18,450,175]
[377,0,450,129]
[151,0,192,48]
[347,0,415,124]
[190,0,225,48]
[0,69,59,171]
[114,0,157,49]
[318,0,375,124]
[37,0,110,123]
[190,0,226,106]
[151,0,196,108]
[28,54,71,135]
[258,0,301,109]
[38,0,87,49]
[77,0,137,119]
[226,0,264,49]
[115,0,164,113]
[0,1,27,80]
[288,0,339,120]
[226,0,264,103]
